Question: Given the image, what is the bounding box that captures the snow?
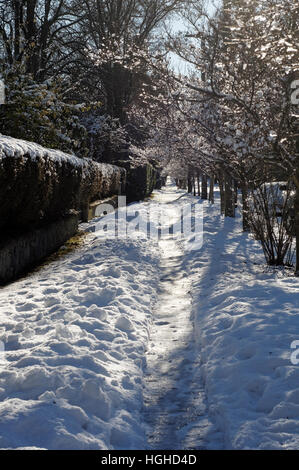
[143,186,223,450]
[186,188,299,450]
[0,134,84,166]
[0,134,119,178]
[0,179,298,449]
[0,216,160,449]
[143,183,299,450]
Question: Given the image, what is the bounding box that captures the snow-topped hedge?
[0,135,126,236]
[117,160,159,203]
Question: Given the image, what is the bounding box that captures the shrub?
[0,67,89,157]
[82,112,128,163]
[0,135,125,239]
[248,182,295,266]
[116,160,158,202]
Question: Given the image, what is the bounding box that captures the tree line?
[143,0,299,274]
[0,0,184,157]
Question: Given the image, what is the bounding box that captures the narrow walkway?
[143,184,221,450]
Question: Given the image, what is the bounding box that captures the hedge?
[116,160,159,203]
[0,135,126,239]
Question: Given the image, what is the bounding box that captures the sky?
[167,1,219,73]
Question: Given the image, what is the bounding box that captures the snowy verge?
[186,190,299,449]
[0,201,159,449]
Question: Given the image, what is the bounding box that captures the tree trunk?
[294,75,299,275]
[187,166,193,193]
[295,168,299,275]
[13,0,22,61]
[288,70,299,274]
[296,188,299,275]
[234,179,238,207]
[219,173,225,214]
[25,0,39,77]
[209,176,215,204]
[224,173,235,217]
[201,173,208,199]
[241,183,250,231]
[197,171,201,197]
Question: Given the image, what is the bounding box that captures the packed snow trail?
[143,183,222,450]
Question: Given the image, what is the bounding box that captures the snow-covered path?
[143,186,221,450]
